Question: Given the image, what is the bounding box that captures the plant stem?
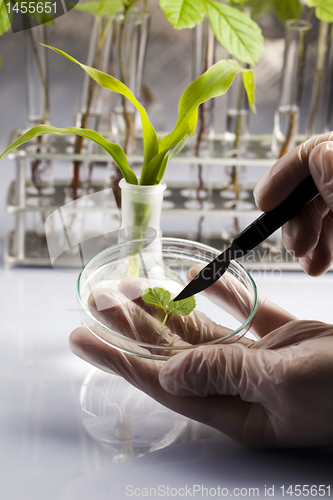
[27,25,51,195]
[278,24,307,158]
[119,8,136,156]
[27,26,49,125]
[127,200,151,276]
[229,74,245,234]
[161,311,168,328]
[278,107,298,158]
[230,78,244,198]
[193,21,214,241]
[307,22,332,138]
[306,7,314,24]
[110,7,137,207]
[71,17,112,199]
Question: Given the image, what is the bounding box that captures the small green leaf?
[142,286,196,329]
[205,0,264,65]
[0,125,138,185]
[159,0,206,30]
[44,45,159,179]
[142,287,171,312]
[142,286,196,328]
[168,295,196,316]
[0,0,11,36]
[273,0,302,25]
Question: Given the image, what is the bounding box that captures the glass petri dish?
[77,237,258,361]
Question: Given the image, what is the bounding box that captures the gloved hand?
[254,132,333,276]
[70,270,333,449]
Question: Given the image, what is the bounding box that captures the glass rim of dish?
[77,237,258,359]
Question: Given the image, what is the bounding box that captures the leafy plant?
[0,46,255,187]
[142,287,196,328]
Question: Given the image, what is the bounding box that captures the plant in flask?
[1,44,256,247]
[76,235,259,459]
[1,46,257,456]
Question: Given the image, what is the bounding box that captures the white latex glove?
[70,271,333,449]
[254,132,333,276]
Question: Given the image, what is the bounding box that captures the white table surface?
[1,252,333,500]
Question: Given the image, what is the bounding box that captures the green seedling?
[142,286,196,328]
[0,46,255,186]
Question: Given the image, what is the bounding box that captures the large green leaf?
[273,0,302,24]
[316,4,333,21]
[0,0,11,36]
[0,125,138,185]
[311,0,333,22]
[305,0,333,20]
[159,59,255,153]
[44,45,159,172]
[159,0,206,29]
[205,0,263,65]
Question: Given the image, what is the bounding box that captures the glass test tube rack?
[4,130,318,271]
